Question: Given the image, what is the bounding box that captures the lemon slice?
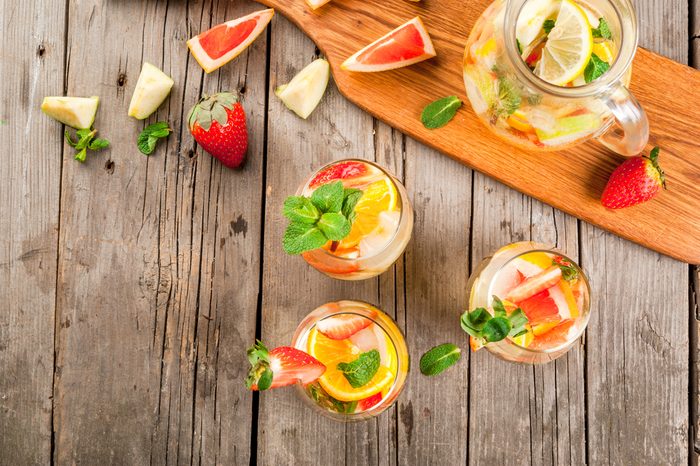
[338,178,398,249]
[592,41,614,63]
[534,0,593,85]
[307,328,395,402]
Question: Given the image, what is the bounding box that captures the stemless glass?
[291,300,409,421]
[298,159,413,280]
[467,242,591,363]
[463,0,648,155]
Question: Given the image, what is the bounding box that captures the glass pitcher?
[463,0,648,155]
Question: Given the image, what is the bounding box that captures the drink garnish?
[543,19,556,34]
[591,17,612,40]
[337,349,380,388]
[419,343,461,376]
[245,340,326,391]
[283,181,363,254]
[553,256,579,281]
[421,96,462,129]
[461,296,529,346]
[137,122,172,155]
[64,128,110,163]
[583,53,610,83]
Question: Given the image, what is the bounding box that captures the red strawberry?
[357,392,383,412]
[309,160,368,188]
[316,311,376,340]
[601,147,666,209]
[188,92,248,168]
[246,341,325,391]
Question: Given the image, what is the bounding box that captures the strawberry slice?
[316,311,377,340]
[506,265,562,302]
[246,341,325,390]
[309,160,368,188]
[357,392,383,412]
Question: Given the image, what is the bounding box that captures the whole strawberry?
[601,147,666,209]
[188,92,248,168]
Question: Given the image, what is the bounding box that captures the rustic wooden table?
[1,0,698,464]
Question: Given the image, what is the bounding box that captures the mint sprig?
[543,19,556,34]
[460,296,529,345]
[138,121,171,155]
[337,349,380,388]
[553,256,579,282]
[419,343,461,376]
[282,181,362,255]
[64,128,110,163]
[592,18,612,40]
[584,53,610,83]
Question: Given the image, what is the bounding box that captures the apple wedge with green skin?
[128,62,174,120]
[41,96,99,129]
[275,58,330,119]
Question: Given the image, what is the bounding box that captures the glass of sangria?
[285,159,413,280]
[463,0,648,155]
[291,300,409,420]
[466,242,591,363]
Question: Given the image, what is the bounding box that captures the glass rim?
[482,248,592,354]
[503,0,639,98]
[297,158,406,263]
[291,300,408,419]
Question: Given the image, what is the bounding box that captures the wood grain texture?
[0,0,64,463]
[256,0,700,264]
[467,176,584,465]
[52,0,263,463]
[257,13,390,466]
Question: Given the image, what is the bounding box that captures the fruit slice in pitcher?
[188,9,274,73]
[341,17,436,72]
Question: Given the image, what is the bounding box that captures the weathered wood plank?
[467,176,583,465]
[257,14,386,466]
[580,0,690,462]
[52,0,264,464]
[0,0,65,464]
[397,139,472,464]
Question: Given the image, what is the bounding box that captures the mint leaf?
[337,350,380,388]
[553,257,579,282]
[64,129,79,147]
[89,138,110,151]
[492,296,507,317]
[496,76,521,117]
[421,95,462,129]
[460,308,491,336]
[543,19,556,34]
[282,222,327,254]
[342,188,363,222]
[507,309,529,337]
[283,196,321,224]
[74,148,87,163]
[516,38,523,55]
[138,121,171,155]
[419,343,461,376]
[584,53,610,83]
[483,317,511,342]
[310,181,344,212]
[317,212,351,241]
[592,18,612,39]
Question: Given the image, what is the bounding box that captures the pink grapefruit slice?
[341,17,436,72]
[187,9,274,73]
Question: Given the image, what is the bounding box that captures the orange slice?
[341,17,436,72]
[187,9,274,73]
[336,177,397,249]
[307,328,394,402]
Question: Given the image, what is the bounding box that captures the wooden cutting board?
[257,0,700,264]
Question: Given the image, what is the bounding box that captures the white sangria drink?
[466,242,591,363]
[292,301,409,420]
[283,159,413,280]
[463,0,648,154]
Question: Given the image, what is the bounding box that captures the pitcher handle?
[597,83,649,156]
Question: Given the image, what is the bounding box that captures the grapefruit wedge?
[187,9,274,73]
[341,17,436,72]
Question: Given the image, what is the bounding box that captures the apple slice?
[128,62,174,120]
[41,96,99,129]
[275,58,330,119]
[305,0,332,10]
